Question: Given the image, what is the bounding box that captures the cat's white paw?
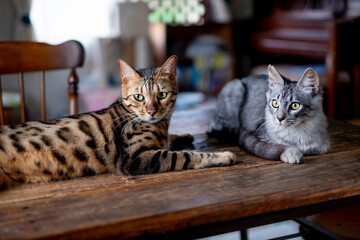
[280,147,302,164]
[217,151,237,165]
[197,151,238,169]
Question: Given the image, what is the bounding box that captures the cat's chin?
[143,117,162,124]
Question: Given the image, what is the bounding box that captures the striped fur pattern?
[208,65,330,164]
[0,56,236,189]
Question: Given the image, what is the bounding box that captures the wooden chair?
[0,40,85,125]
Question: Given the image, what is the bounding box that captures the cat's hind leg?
[169,134,194,150]
[208,80,245,133]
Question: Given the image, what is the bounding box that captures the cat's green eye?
[272,99,280,108]
[157,92,167,99]
[290,102,300,110]
[134,94,144,101]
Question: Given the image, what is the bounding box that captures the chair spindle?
[40,71,46,121]
[68,69,78,116]
[0,76,4,125]
[18,73,26,123]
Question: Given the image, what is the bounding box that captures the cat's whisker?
[254,117,267,124]
[105,117,122,130]
[105,113,137,130]
[118,118,133,134]
[292,122,307,132]
[111,114,137,131]
[132,118,142,130]
[111,114,132,125]
[131,117,140,127]
[113,115,137,131]
[119,113,137,119]
[111,101,124,107]
[109,112,133,123]
[119,115,136,125]
[121,117,141,135]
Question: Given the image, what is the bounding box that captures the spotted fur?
[0,56,236,189]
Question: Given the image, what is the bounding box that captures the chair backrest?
[0,40,85,125]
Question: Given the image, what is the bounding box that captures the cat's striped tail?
[236,127,284,160]
[208,127,284,160]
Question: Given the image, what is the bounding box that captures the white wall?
[0,0,70,121]
[0,1,97,121]
[0,0,15,41]
[0,0,68,120]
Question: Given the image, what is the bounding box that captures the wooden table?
[1,107,360,239]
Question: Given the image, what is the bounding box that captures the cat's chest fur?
[264,108,328,152]
[121,118,169,151]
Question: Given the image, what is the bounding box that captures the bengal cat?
[0,56,237,189]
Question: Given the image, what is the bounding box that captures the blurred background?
[0,0,359,122]
[1,1,360,238]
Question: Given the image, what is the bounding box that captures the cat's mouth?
[276,119,296,127]
[143,110,170,123]
[143,115,162,123]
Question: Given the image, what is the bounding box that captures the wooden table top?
[1,107,360,240]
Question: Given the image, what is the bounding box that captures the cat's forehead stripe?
[143,79,153,91]
[279,84,293,101]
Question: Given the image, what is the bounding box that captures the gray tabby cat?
[208,65,330,164]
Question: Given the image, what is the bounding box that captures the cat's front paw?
[216,151,237,165]
[280,147,303,164]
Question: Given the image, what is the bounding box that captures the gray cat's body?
[208,65,330,163]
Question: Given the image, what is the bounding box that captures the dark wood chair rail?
[0,41,85,124]
[0,107,359,239]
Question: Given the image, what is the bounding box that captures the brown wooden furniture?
[249,0,360,118]
[0,40,85,125]
[0,106,359,239]
[305,204,360,239]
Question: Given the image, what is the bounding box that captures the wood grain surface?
[0,107,360,239]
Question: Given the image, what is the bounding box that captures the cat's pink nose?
[147,109,157,117]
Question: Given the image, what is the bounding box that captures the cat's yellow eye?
[157,92,167,100]
[290,102,300,110]
[272,99,280,108]
[134,94,144,101]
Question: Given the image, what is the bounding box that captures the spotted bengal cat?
[0,56,237,189]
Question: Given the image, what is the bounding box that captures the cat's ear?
[155,55,177,80]
[117,59,142,85]
[297,68,320,96]
[267,65,284,89]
